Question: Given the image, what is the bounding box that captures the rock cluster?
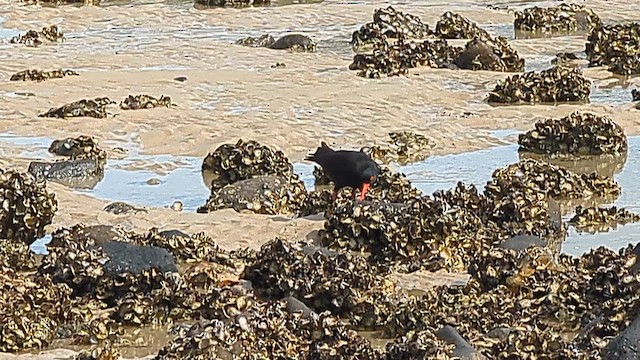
[39,97,116,118]
[9,25,64,47]
[586,22,640,75]
[514,3,601,32]
[0,169,57,245]
[518,112,627,156]
[488,66,591,104]
[10,69,78,82]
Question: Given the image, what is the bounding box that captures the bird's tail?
[305,141,333,162]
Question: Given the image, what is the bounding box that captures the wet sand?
[1,0,640,358]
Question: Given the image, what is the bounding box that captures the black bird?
[306,142,380,200]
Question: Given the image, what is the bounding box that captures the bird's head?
[361,164,380,185]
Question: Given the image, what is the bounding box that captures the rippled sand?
[1,0,640,358]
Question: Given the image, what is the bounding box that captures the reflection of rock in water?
[28,158,105,190]
[518,150,628,178]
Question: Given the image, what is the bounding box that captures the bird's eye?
[370,175,375,182]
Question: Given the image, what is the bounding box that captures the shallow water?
[5,132,639,257]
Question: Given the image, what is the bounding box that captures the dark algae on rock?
[10,69,78,82]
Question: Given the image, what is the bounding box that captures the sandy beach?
[1,0,640,358]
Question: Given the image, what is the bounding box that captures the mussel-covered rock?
[202,139,294,192]
[49,135,107,162]
[9,25,64,47]
[73,340,121,360]
[488,66,591,104]
[236,33,316,52]
[632,89,640,102]
[361,131,434,165]
[194,0,269,7]
[10,68,78,82]
[39,97,115,118]
[351,6,432,49]
[518,112,627,156]
[486,159,620,201]
[385,330,454,359]
[197,175,308,215]
[382,244,639,358]
[0,269,73,352]
[155,300,381,359]
[435,11,489,39]
[349,38,463,78]
[0,169,57,245]
[321,182,491,272]
[514,3,601,32]
[569,205,640,233]
[454,35,524,72]
[38,226,179,300]
[310,166,420,203]
[120,94,173,110]
[0,239,37,271]
[586,22,640,75]
[242,238,395,327]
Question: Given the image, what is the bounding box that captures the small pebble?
[147,178,161,185]
[174,76,188,82]
[171,201,183,212]
[271,62,286,68]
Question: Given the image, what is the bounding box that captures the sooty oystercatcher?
[306,142,380,201]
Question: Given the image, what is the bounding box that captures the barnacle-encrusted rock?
[488,66,591,103]
[569,205,640,233]
[201,139,294,192]
[155,301,381,359]
[361,131,434,164]
[0,239,36,271]
[119,94,173,110]
[350,38,463,78]
[236,34,316,52]
[0,169,57,245]
[194,0,269,7]
[0,269,73,352]
[10,69,78,82]
[197,175,308,215]
[9,25,64,47]
[39,97,115,118]
[518,112,628,156]
[350,6,432,49]
[242,238,395,327]
[435,11,489,39]
[586,22,640,75]
[49,135,108,162]
[514,3,601,32]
